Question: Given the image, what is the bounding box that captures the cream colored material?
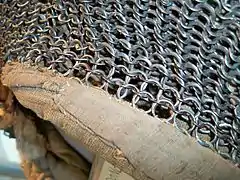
[89,157,134,180]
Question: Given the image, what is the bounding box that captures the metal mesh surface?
[0,0,240,166]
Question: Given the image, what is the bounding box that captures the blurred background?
[0,130,25,180]
[0,129,94,180]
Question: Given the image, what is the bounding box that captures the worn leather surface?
[1,62,240,180]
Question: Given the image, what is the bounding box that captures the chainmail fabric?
[0,0,240,166]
